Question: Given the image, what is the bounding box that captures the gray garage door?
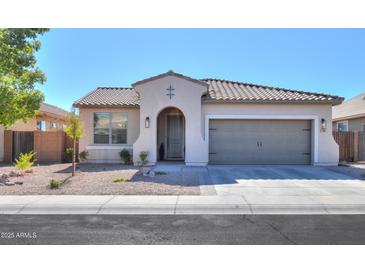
[209,119,312,164]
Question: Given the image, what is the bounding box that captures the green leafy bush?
[155,171,167,176]
[119,149,131,164]
[50,179,62,189]
[139,151,149,166]
[112,177,130,182]
[15,152,36,172]
[64,148,73,163]
[79,150,89,162]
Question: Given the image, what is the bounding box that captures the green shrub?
[119,149,131,164]
[50,179,62,189]
[155,171,167,176]
[112,177,130,182]
[79,150,89,162]
[139,151,149,166]
[15,152,36,171]
[64,148,73,163]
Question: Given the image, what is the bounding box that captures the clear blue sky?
[36,29,365,111]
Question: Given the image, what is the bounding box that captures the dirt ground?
[0,163,200,195]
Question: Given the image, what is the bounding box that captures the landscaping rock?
[9,170,23,177]
[15,181,24,185]
[1,173,10,179]
[141,166,152,176]
[0,178,9,184]
[5,181,15,186]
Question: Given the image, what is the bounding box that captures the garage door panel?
[209,119,311,165]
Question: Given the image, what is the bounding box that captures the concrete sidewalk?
[1,194,365,214]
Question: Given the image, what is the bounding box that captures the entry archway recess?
[157,107,185,161]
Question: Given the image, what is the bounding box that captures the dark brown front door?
[167,114,184,160]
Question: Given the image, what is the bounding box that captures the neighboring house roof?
[39,103,69,118]
[332,92,365,121]
[73,71,343,107]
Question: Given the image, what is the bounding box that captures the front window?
[50,122,57,129]
[94,112,127,144]
[337,121,348,132]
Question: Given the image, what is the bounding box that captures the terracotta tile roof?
[202,78,343,105]
[73,87,140,107]
[132,70,209,88]
[40,103,69,117]
[74,75,343,107]
[332,92,365,121]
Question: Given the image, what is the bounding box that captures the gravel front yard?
[0,163,200,195]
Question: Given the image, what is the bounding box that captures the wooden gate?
[12,131,34,161]
[332,131,354,162]
[359,132,365,161]
[4,130,76,164]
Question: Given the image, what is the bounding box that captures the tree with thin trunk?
[64,114,84,176]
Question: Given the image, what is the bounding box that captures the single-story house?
[332,92,365,132]
[0,103,69,162]
[74,70,343,166]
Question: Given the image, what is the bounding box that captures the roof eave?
[202,98,343,105]
[74,103,140,108]
[132,70,209,88]
[333,113,365,121]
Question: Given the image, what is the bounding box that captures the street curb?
[2,203,365,215]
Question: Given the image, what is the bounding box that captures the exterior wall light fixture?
[321,118,327,132]
[145,117,150,128]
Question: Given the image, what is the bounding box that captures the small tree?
[64,114,84,176]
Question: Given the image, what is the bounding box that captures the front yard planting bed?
[0,163,200,195]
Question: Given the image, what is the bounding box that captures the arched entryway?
[157,107,185,161]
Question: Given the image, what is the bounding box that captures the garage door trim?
[205,114,319,163]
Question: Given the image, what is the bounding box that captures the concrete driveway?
[206,165,365,209]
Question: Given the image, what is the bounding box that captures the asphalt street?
[1,215,365,244]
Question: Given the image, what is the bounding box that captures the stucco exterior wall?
[0,126,4,162]
[9,119,37,131]
[132,75,207,165]
[79,107,140,163]
[9,115,67,132]
[334,117,365,132]
[202,103,339,165]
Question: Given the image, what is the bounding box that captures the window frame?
[337,120,349,132]
[93,112,128,145]
[50,121,57,129]
[37,120,46,131]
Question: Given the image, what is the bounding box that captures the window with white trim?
[93,112,128,144]
[337,121,348,132]
[50,122,57,129]
[37,120,46,131]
